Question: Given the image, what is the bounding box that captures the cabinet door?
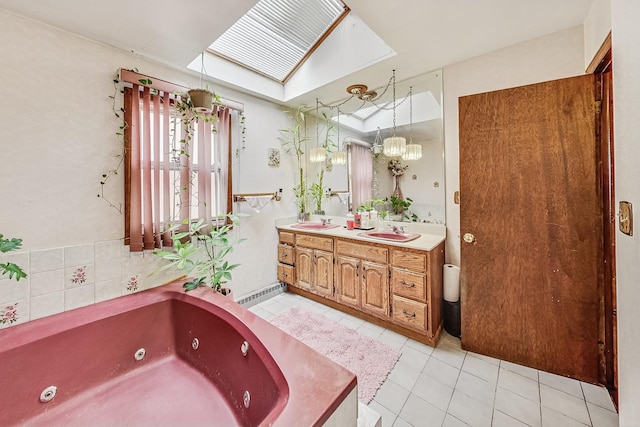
[313,250,334,298]
[336,256,361,308]
[295,247,313,290]
[361,261,389,318]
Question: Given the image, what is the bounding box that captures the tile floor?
[248,291,619,427]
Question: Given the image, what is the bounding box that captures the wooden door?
[295,247,313,290]
[336,256,361,308]
[361,261,389,318]
[459,74,602,382]
[313,250,334,298]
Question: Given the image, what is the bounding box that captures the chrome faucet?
[390,225,405,234]
[321,218,332,225]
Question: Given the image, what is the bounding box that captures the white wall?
[611,1,640,424]
[0,9,299,312]
[584,0,612,70]
[442,25,585,265]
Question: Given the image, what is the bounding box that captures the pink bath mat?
[270,306,400,403]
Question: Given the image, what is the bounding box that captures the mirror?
[303,69,444,223]
[341,70,445,223]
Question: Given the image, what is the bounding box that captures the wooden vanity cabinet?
[335,240,389,318]
[390,248,444,336]
[294,234,334,298]
[277,227,445,346]
[277,232,295,286]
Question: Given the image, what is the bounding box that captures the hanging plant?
[187,88,215,113]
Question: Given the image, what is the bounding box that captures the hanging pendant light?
[402,86,422,161]
[332,107,347,165]
[383,70,406,157]
[310,99,326,163]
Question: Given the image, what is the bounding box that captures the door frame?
[588,32,618,407]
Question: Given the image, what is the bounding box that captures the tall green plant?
[309,112,337,212]
[279,106,309,213]
[0,234,27,281]
[153,214,246,293]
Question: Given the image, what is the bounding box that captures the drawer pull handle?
[402,309,416,318]
[281,253,288,258]
[401,279,415,288]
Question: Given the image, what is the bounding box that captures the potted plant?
[309,181,329,215]
[153,213,246,296]
[0,234,27,281]
[387,195,413,221]
[279,106,309,221]
[309,112,338,215]
[187,88,215,113]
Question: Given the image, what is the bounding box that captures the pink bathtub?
[0,280,357,426]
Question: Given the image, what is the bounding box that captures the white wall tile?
[0,277,30,302]
[31,292,64,320]
[30,248,64,273]
[64,244,95,267]
[30,269,64,297]
[95,279,122,303]
[95,259,122,282]
[1,251,29,276]
[95,240,123,261]
[0,299,28,329]
[64,264,95,289]
[64,285,95,311]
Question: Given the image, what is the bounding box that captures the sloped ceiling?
[0,0,593,105]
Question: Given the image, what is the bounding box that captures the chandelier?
[402,86,422,161]
[383,70,406,157]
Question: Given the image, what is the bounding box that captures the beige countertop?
[276,217,446,252]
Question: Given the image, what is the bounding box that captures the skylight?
[209,0,349,83]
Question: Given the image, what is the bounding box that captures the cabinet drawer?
[279,231,295,246]
[391,249,426,271]
[336,240,387,264]
[278,244,294,265]
[277,263,295,285]
[391,268,426,301]
[392,295,427,334]
[296,234,333,252]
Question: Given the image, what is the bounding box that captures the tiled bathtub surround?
[0,240,179,328]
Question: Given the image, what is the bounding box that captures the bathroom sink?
[357,230,421,243]
[291,222,341,230]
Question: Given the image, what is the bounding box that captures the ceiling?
[0,0,594,107]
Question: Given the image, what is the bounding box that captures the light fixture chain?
[409,86,413,142]
[392,69,397,135]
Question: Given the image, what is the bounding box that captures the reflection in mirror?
[332,70,445,224]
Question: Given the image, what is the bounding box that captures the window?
[120,71,235,251]
[209,0,349,82]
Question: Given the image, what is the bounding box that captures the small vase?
[393,177,404,212]
[297,212,309,223]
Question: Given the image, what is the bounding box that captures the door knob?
[463,233,476,244]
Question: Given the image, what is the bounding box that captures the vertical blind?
[123,81,232,252]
